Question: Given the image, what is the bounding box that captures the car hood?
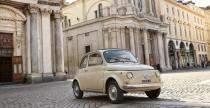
[105,63,154,71]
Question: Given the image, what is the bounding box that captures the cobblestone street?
[0,69,210,108]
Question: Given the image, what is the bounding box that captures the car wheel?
[73,81,83,99]
[145,88,161,99]
[107,81,124,104]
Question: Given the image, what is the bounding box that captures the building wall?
[63,0,170,78]
[62,0,114,27]
[160,0,208,67]
[0,0,66,83]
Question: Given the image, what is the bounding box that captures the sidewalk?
[163,66,210,73]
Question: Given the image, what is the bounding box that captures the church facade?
[62,0,169,78]
[0,0,66,83]
[63,0,209,78]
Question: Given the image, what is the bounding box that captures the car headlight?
[126,72,133,79]
[155,71,160,77]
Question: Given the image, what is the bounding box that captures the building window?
[85,45,91,53]
[68,19,71,26]
[177,10,180,17]
[98,3,103,17]
[180,25,182,36]
[64,16,68,27]
[85,32,89,36]
[138,0,143,12]
[95,10,98,18]
[172,7,175,15]
[182,11,185,19]
[174,24,177,35]
[166,5,169,14]
[169,23,172,34]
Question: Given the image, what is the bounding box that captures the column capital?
[29,4,39,13]
[40,8,52,15]
[142,28,148,32]
[54,10,62,19]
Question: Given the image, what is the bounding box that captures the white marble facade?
[0,0,66,83]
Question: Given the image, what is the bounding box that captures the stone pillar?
[103,28,109,48]
[54,12,66,80]
[121,27,126,49]
[111,28,117,48]
[157,32,166,71]
[116,27,122,48]
[129,27,136,55]
[41,9,53,81]
[143,29,150,65]
[30,6,39,74]
[135,28,141,63]
[164,34,172,70]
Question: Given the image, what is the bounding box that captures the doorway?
[0,33,13,83]
[0,57,13,82]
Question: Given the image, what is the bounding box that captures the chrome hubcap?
[74,83,79,96]
[109,85,117,101]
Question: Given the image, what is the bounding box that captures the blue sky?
[65,0,210,7]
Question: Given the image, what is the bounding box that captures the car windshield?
[103,50,138,63]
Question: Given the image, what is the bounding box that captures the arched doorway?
[168,41,176,69]
[0,5,26,83]
[179,42,186,68]
[189,43,195,67]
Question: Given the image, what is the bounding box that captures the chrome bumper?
[123,83,161,89]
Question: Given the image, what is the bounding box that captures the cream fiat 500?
[72,49,161,104]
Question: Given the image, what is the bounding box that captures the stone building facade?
[160,0,208,69]
[0,0,66,83]
[62,0,209,78]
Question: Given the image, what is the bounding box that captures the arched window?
[98,3,103,17]
[138,0,143,12]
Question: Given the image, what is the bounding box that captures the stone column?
[30,6,39,74]
[164,34,172,70]
[111,28,117,48]
[116,27,122,48]
[157,32,166,71]
[143,29,150,65]
[129,27,136,55]
[54,11,65,80]
[135,28,141,63]
[121,27,126,49]
[103,28,109,48]
[41,9,53,77]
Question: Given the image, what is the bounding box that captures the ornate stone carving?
[29,4,39,13]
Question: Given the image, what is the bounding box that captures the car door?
[77,55,89,90]
[86,52,104,91]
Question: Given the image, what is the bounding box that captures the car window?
[80,56,88,69]
[88,53,103,66]
[103,50,137,63]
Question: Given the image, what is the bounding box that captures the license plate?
[142,79,151,83]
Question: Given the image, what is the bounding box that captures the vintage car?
[72,49,161,104]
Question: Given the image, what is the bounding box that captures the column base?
[25,72,67,84]
[54,72,67,81]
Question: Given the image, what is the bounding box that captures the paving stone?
[0,69,210,108]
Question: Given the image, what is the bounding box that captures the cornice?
[165,0,205,18]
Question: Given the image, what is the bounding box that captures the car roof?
[86,48,127,55]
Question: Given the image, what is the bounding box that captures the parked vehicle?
[72,49,161,104]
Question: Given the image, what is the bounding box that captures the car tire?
[73,81,83,99]
[145,88,161,99]
[107,81,124,104]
